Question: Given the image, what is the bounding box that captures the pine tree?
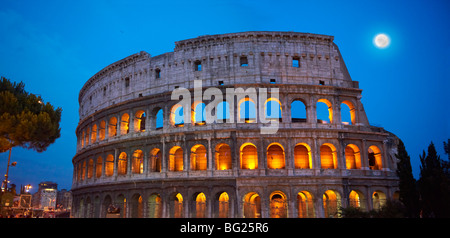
[418,142,450,218]
[395,139,420,217]
[0,76,62,206]
[0,76,62,153]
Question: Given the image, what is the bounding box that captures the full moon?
[374,33,390,48]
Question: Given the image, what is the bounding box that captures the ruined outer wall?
[72,31,399,218]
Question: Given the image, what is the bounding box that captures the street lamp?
[24,184,32,193]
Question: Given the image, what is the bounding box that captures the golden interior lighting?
[132,150,144,174]
[215,143,231,170]
[108,117,117,137]
[134,110,146,132]
[169,146,184,171]
[243,192,261,218]
[323,190,339,218]
[368,145,382,170]
[240,143,258,170]
[118,152,128,175]
[150,148,162,172]
[345,144,361,169]
[320,143,337,169]
[105,154,114,176]
[195,193,207,218]
[99,120,106,141]
[297,191,314,218]
[267,143,285,169]
[294,143,312,169]
[91,124,97,143]
[349,190,361,208]
[191,144,207,170]
[218,192,229,218]
[120,113,130,135]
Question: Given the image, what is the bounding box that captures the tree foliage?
[0,76,62,153]
[418,141,450,218]
[339,200,406,218]
[395,139,420,217]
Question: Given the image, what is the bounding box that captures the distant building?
[32,181,58,210]
[57,189,72,211]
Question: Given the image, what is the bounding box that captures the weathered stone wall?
[72,31,399,218]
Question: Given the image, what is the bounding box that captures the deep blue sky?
[0,0,449,193]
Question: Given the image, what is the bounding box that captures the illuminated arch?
[317,99,333,124]
[190,144,207,170]
[320,143,338,169]
[368,145,382,170]
[270,191,288,218]
[108,117,117,137]
[297,191,315,218]
[240,143,258,170]
[131,150,144,174]
[118,152,127,175]
[349,190,367,211]
[150,148,162,172]
[218,192,230,218]
[99,120,106,141]
[171,193,184,218]
[267,143,285,169]
[91,124,97,143]
[120,113,130,135]
[341,100,356,125]
[169,146,183,171]
[323,190,341,218]
[105,154,114,177]
[134,110,146,132]
[215,143,231,170]
[294,143,312,169]
[195,193,207,218]
[345,144,361,169]
[243,192,261,218]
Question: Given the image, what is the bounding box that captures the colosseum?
[72,31,400,218]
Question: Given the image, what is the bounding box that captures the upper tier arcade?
[78,31,357,121]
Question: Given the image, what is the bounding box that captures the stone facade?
[72,31,399,218]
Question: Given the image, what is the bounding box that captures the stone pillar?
[308,96,316,124]
[113,148,118,178]
[361,139,368,170]
[129,110,135,133]
[282,93,290,123]
[207,138,213,175]
[333,97,342,125]
[313,137,320,170]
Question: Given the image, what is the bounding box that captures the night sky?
[0,0,448,193]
